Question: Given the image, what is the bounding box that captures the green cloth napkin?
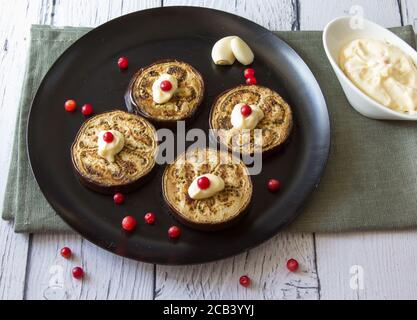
[1,26,91,233]
[2,25,417,233]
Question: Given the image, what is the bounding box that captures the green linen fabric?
[2,25,417,233]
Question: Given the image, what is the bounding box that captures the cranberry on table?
[103,131,114,143]
[122,216,137,232]
[72,267,84,279]
[118,56,129,70]
[160,80,173,92]
[246,76,257,85]
[244,68,255,79]
[168,226,181,239]
[60,247,72,259]
[81,104,94,116]
[113,193,125,205]
[197,176,211,190]
[268,179,281,193]
[287,259,299,272]
[64,99,77,112]
[240,104,252,117]
[239,275,251,287]
[144,212,156,225]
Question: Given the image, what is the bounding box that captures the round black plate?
[27,7,330,265]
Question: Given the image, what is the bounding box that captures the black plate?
[27,7,330,265]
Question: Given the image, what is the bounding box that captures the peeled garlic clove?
[212,36,236,65]
[231,37,254,66]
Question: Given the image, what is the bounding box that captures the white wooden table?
[1,0,417,300]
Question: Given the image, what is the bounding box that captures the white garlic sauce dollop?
[212,36,254,66]
[188,174,225,200]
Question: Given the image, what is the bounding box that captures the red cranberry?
[60,247,72,259]
[239,275,251,287]
[72,267,84,279]
[287,259,299,272]
[168,226,181,239]
[197,176,211,190]
[103,131,114,143]
[160,80,173,92]
[118,57,129,70]
[113,193,125,205]
[144,212,156,225]
[268,179,281,193]
[64,100,77,112]
[122,216,137,232]
[240,104,252,117]
[81,104,94,116]
[246,77,257,85]
[244,68,255,78]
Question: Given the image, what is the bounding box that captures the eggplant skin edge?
[70,110,159,195]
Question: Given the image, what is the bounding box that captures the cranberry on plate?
[197,177,211,190]
[122,216,137,232]
[168,226,181,239]
[113,193,125,205]
[246,76,257,85]
[81,104,94,116]
[118,56,129,70]
[144,212,156,225]
[244,68,255,79]
[240,104,252,117]
[160,80,173,92]
[103,131,114,143]
[268,179,281,193]
[64,99,77,112]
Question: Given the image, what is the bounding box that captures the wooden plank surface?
[156,233,318,300]
[0,0,417,300]
[401,0,417,29]
[0,0,48,211]
[316,232,417,300]
[23,0,159,300]
[155,0,318,301]
[0,0,47,300]
[299,0,402,29]
[0,221,30,300]
[164,0,297,30]
[299,0,417,300]
[50,0,161,26]
[25,234,154,299]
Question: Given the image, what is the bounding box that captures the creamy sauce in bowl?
[340,39,417,114]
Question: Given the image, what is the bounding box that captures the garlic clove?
[212,36,236,65]
[231,37,254,66]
